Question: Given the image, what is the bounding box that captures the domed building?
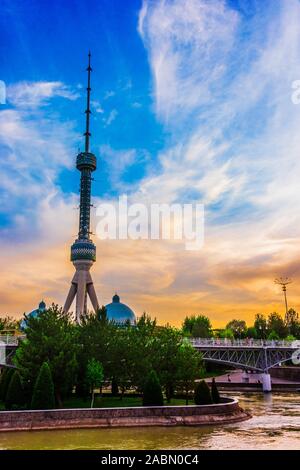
[20,300,46,330]
[105,294,136,325]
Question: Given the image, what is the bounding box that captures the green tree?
[254,313,268,339]
[267,330,280,340]
[246,327,257,339]
[151,326,182,403]
[5,371,24,410]
[286,309,300,338]
[86,358,104,408]
[176,342,202,405]
[0,368,14,401]
[182,315,212,338]
[226,320,247,338]
[194,380,212,405]
[127,313,157,392]
[220,328,234,339]
[76,308,117,398]
[111,378,119,397]
[15,305,78,407]
[211,378,220,404]
[268,312,287,338]
[31,362,55,410]
[0,316,19,332]
[143,370,164,406]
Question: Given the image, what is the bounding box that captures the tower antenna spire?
[84,51,92,153]
[64,52,99,322]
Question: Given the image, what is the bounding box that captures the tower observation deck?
[64,53,99,323]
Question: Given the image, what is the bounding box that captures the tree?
[151,326,182,403]
[246,327,257,339]
[254,313,268,339]
[15,305,78,407]
[220,328,234,339]
[267,312,287,338]
[0,368,14,402]
[86,358,104,408]
[0,316,19,332]
[76,309,118,398]
[182,315,212,338]
[211,378,220,404]
[143,370,164,406]
[111,378,119,397]
[194,380,212,405]
[176,342,203,405]
[31,362,55,410]
[127,313,157,392]
[267,330,280,341]
[5,371,24,410]
[226,320,247,338]
[286,309,300,338]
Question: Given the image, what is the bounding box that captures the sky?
[1,0,300,327]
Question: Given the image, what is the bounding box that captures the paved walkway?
[206,370,300,385]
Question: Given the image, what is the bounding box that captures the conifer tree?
[31,362,55,410]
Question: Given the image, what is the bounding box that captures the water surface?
[0,392,299,450]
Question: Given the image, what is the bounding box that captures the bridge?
[0,335,25,369]
[1,335,299,391]
[190,338,300,391]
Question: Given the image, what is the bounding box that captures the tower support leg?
[87,282,99,313]
[63,283,77,314]
[76,270,87,323]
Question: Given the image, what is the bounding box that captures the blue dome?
[105,294,136,325]
[20,300,46,330]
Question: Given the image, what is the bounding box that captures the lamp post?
[274,277,292,328]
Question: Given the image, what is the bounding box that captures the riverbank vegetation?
[1,305,210,410]
[0,303,298,410]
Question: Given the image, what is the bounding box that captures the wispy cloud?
[104,108,118,126]
[2,1,300,326]
[7,81,80,108]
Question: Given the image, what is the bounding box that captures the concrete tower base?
[64,260,99,323]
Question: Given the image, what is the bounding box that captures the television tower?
[64,52,99,323]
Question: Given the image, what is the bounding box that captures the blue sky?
[0,0,165,201]
[1,0,300,325]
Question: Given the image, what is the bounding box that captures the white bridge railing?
[0,335,26,346]
[190,338,299,348]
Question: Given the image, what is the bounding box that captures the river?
[0,392,299,450]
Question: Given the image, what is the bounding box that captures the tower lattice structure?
[64,53,99,322]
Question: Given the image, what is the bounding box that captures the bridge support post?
[261,372,272,392]
[242,370,249,383]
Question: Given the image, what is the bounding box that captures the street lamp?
[274,277,292,325]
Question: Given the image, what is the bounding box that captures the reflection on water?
[0,393,299,450]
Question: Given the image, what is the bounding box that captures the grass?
[57,395,191,409]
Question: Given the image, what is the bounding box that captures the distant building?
[20,300,46,330]
[105,294,136,325]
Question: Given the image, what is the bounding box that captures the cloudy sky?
[1,0,300,327]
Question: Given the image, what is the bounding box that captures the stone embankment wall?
[0,398,250,431]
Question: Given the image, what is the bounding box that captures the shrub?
[111,378,119,397]
[5,371,24,410]
[211,378,220,404]
[0,368,14,402]
[31,362,55,410]
[143,370,164,406]
[194,380,212,405]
